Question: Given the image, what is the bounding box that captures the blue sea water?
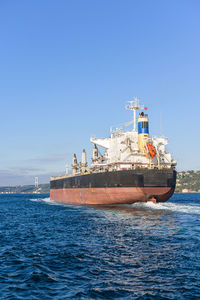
[0,193,200,299]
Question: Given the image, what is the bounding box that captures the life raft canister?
[147,142,156,158]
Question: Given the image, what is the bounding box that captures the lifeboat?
[147,142,156,158]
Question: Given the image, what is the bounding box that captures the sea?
[0,193,200,299]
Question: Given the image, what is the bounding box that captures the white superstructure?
[90,98,176,172]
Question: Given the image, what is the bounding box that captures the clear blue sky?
[0,0,199,185]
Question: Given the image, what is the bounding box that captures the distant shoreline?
[1,191,200,196]
[0,184,50,194]
[1,169,200,195]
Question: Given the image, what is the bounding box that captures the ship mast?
[126,97,144,131]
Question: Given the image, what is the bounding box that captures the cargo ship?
[50,98,176,205]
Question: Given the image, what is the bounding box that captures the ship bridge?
[90,98,176,172]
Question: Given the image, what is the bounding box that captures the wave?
[132,201,200,215]
[29,197,200,215]
[29,197,59,205]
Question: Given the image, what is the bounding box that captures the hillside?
[176,170,200,193]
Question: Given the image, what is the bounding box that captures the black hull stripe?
[50,169,176,190]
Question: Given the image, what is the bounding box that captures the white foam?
[29,198,39,202]
[132,201,200,215]
[29,197,59,205]
[42,197,62,205]
[42,197,51,203]
[29,197,200,215]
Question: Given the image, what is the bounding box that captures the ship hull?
[50,186,175,205]
[50,169,176,205]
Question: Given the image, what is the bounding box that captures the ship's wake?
[29,197,59,205]
[29,197,200,215]
[42,197,52,204]
[132,201,200,215]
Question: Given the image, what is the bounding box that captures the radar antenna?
[126,97,144,131]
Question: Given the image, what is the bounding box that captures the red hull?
[50,186,175,205]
